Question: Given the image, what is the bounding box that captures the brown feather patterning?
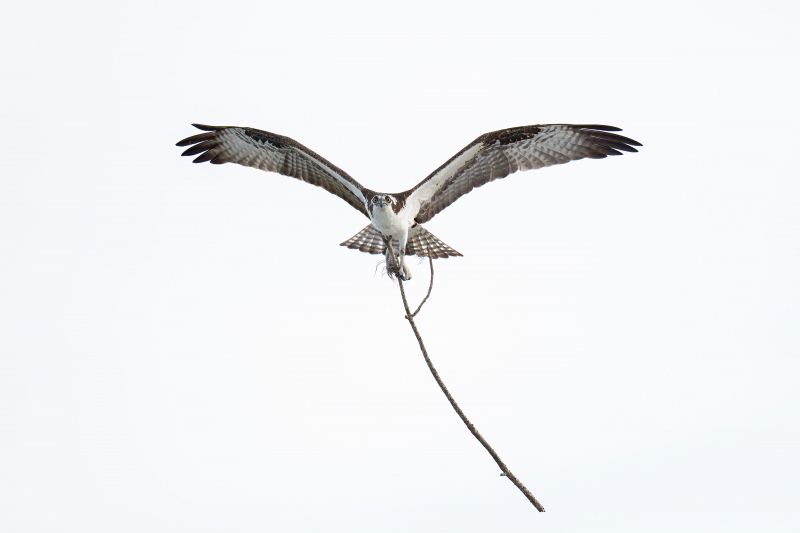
[177,124,370,217]
[340,224,462,258]
[410,124,641,224]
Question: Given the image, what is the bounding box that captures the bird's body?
[177,123,640,280]
[369,196,408,254]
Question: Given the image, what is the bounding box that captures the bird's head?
[369,194,396,211]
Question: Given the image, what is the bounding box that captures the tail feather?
[406,226,462,259]
[340,225,386,255]
[340,225,462,259]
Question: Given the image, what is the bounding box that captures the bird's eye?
[385,196,392,203]
[372,197,378,203]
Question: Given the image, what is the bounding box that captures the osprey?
[177,123,640,280]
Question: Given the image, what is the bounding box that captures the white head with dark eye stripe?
[370,194,395,211]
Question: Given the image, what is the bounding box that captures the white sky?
[2,0,799,531]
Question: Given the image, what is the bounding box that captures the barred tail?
[405,225,462,258]
[340,225,386,255]
[340,225,462,259]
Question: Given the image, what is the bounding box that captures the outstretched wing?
[406,124,641,224]
[177,124,370,217]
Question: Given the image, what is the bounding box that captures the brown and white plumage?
[407,124,641,224]
[176,123,640,280]
[177,124,369,215]
[340,224,462,259]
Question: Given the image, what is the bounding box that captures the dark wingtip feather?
[181,140,214,157]
[192,152,215,164]
[576,124,643,146]
[592,135,642,152]
[176,132,215,147]
[611,133,642,147]
[577,124,622,132]
[584,127,643,149]
[192,123,224,132]
[601,147,624,156]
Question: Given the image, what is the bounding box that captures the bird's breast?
[370,206,407,236]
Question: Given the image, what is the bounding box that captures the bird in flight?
[177,123,640,280]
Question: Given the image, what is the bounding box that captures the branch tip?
[394,249,545,513]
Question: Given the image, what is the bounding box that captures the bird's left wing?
[177,124,370,217]
[406,124,641,224]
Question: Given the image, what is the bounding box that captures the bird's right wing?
[177,124,370,217]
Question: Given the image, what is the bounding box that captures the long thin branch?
[410,253,435,318]
[397,257,545,512]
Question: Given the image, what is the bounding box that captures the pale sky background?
[1,1,799,531]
